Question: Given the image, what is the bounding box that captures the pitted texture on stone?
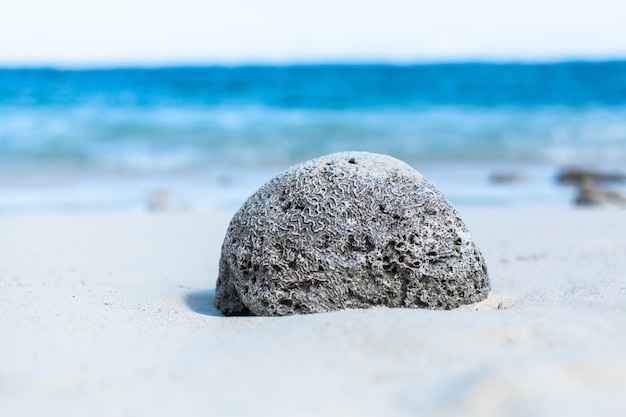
[215,152,490,316]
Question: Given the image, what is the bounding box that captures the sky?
[2,0,626,66]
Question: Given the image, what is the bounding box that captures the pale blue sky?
[2,0,626,66]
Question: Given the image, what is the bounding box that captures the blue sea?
[1,62,626,212]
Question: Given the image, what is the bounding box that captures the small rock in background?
[215,152,490,316]
[556,167,626,207]
[146,189,188,212]
[489,171,526,184]
[575,178,626,206]
[557,167,626,185]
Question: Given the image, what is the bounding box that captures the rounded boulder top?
[215,152,490,316]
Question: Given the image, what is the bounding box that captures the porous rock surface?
[215,152,489,316]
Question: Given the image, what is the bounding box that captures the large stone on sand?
[215,152,489,316]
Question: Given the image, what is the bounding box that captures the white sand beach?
[1,208,625,416]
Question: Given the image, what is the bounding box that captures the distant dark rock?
[575,178,626,206]
[215,152,490,316]
[489,172,526,184]
[557,167,626,185]
[556,167,626,206]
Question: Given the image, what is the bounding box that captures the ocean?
[1,62,626,212]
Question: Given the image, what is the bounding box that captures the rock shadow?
[185,289,223,317]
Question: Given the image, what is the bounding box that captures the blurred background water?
[1,62,626,212]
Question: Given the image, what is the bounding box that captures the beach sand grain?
[0,208,624,416]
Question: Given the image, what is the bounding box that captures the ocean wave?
[1,105,625,175]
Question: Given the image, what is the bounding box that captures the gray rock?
[575,178,626,206]
[215,152,490,316]
[557,167,626,185]
[489,171,526,184]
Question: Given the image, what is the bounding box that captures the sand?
[1,208,625,416]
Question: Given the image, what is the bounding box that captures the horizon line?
[2,57,626,71]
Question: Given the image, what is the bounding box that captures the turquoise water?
[1,63,625,212]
